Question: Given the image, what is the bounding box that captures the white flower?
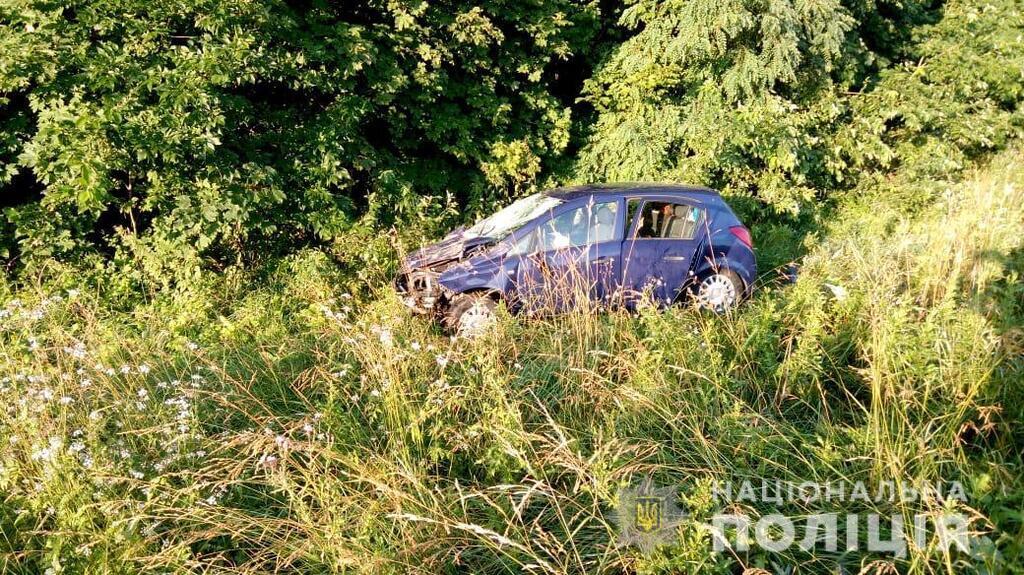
[79,378,92,388]
[274,435,291,450]
[138,364,151,375]
[120,365,131,374]
[410,341,422,351]
[257,454,278,468]
[302,423,314,435]
[378,329,394,347]
[59,396,74,405]
[67,289,80,298]
[137,389,149,400]
[186,341,199,351]
[64,341,87,359]
[435,354,448,367]
[370,389,381,398]
[129,469,144,479]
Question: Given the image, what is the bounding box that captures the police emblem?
[614,478,687,553]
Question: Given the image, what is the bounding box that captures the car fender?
[438,255,515,300]
[691,245,756,295]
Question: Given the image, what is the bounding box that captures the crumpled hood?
[401,231,494,271]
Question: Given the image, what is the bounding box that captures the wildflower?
[129,469,144,479]
[275,435,291,450]
[302,423,314,435]
[435,354,448,367]
[370,389,380,398]
[257,454,278,468]
[137,388,149,400]
[120,365,131,374]
[379,328,394,347]
[186,341,199,351]
[67,289,80,298]
[28,337,39,351]
[64,341,87,359]
[88,410,102,421]
[138,364,151,375]
[59,396,74,405]
[411,341,422,351]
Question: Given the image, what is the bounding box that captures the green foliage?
[574,0,1024,216]
[0,0,601,277]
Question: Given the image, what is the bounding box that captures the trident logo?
[635,496,662,533]
[614,478,688,553]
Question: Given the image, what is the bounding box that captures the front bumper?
[395,269,447,314]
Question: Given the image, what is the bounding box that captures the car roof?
[543,183,721,202]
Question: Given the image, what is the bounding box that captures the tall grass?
[1,149,1022,574]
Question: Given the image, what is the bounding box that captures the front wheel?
[445,294,497,338]
[691,270,743,312]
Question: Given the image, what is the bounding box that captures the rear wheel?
[692,270,743,312]
[445,294,497,337]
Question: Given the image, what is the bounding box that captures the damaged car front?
[394,193,563,319]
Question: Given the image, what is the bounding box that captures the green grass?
[1,149,1022,574]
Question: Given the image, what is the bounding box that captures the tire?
[444,293,498,337]
[689,269,744,312]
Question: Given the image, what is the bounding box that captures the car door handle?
[663,256,688,261]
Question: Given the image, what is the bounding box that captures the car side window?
[633,201,702,240]
[536,200,620,252]
[507,230,535,256]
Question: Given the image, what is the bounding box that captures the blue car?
[396,184,756,335]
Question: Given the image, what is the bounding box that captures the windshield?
[463,193,563,240]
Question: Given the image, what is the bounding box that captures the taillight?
[730,226,753,249]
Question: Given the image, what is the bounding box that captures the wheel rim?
[697,274,737,311]
[458,301,496,337]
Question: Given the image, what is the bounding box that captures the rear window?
[632,201,702,240]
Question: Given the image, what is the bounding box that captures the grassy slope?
[0,144,1022,574]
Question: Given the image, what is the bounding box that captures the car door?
[513,197,623,312]
[620,197,706,306]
